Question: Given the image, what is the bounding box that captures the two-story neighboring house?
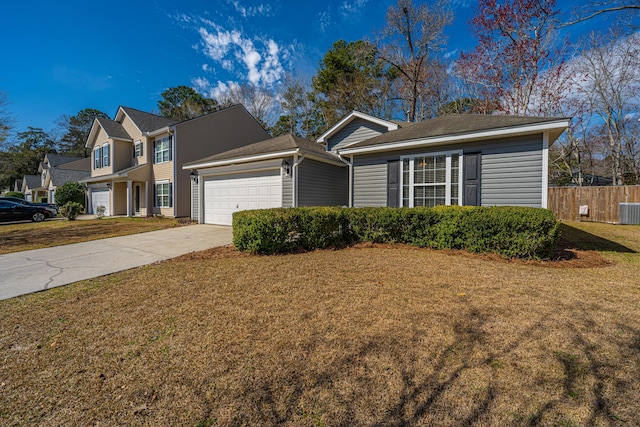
[81,105,269,217]
[38,153,91,204]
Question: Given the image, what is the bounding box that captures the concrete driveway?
[0,225,233,301]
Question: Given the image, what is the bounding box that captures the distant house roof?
[184,134,343,169]
[14,179,22,192]
[23,175,43,190]
[49,168,91,186]
[58,157,91,171]
[45,153,85,167]
[119,106,178,133]
[338,114,571,154]
[95,117,133,141]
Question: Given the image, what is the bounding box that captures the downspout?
[292,150,305,207]
[336,151,353,207]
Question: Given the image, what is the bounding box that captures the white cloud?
[228,0,272,17]
[317,9,332,33]
[196,22,285,87]
[192,77,241,100]
[339,0,369,17]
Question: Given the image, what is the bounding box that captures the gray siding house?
[328,112,569,209]
[183,134,347,225]
[184,110,569,225]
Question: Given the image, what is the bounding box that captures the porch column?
[127,180,133,217]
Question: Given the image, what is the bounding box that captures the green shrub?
[5,191,24,199]
[55,182,85,207]
[59,202,83,220]
[232,206,560,259]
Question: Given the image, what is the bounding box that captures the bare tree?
[455,0,568,116]
[565,31,640,185]
[562,0,640,27]
[379,0,453,122]
[217,83,276,129]
[0,91,15,148]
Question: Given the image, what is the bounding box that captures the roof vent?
[619,203,640,225]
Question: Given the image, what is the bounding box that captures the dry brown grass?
[1,222,639,426]
[0,217,181,254]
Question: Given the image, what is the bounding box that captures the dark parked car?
[0,200,57,222]
[0,197,58,214]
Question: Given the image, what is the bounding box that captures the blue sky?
[1,0,613,133]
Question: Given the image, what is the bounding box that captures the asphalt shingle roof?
[343,114,569,149]
[185,134,340,167]
[96,117,133,140]
[46,153,84,167]
[58,157,91,171]
[49,168,91,186]
[23,175,42,190]
[120,107,178,133]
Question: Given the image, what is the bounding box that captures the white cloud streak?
[195,22,285,87]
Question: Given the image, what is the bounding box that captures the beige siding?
[90,127,113,177]
[120,114,143,140]
[174,105,270,217]
[114,140,134,173]
[113,182,128,215]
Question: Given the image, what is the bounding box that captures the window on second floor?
[154,136,172,164]
[134,141,143,158]
[94,147,101,169]
[102,144,110,167]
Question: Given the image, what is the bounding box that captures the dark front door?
[463,153,481,206]
[134,185,141,214]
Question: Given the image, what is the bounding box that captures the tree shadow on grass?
[554,223,636,260]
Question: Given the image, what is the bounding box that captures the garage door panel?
[203,170,282,225]
[91,189,110,216]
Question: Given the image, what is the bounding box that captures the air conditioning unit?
[619,203,640,225]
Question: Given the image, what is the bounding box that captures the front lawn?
[0,217,183,254]
[0,222,639,425]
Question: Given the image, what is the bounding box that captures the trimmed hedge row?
[232,206,560,259]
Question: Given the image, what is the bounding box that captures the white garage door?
[91,189,110,216]
[203,170,282,225]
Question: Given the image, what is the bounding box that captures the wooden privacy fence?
[548,185,640,223]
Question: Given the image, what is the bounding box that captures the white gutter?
[292,151,305,207]
[338,120,570,155]
[336,152,353,207]
[183,150,299,170]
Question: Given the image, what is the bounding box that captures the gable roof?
[45,153,84,167]
[338,114,571,154]
[317,111,402,143]
[23,175,43,190]
[184,134,343,169]
[118,106,178,133]
[95,117,133,141]
[58,157,91,171]
[49,168,91,186]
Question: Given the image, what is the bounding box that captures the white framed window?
[134,141,143,158]
[401,151,462,208]
[155,181,172,208]
[94,147,102,169]
[102,144,110,167]
[154,136,171,164]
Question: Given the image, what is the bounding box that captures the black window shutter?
[153,183,157,208]
[152,141,156,164]
[169,137,173,162]
[387,160,400,208]
[463,153,481,206]
[169,182,173,207]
